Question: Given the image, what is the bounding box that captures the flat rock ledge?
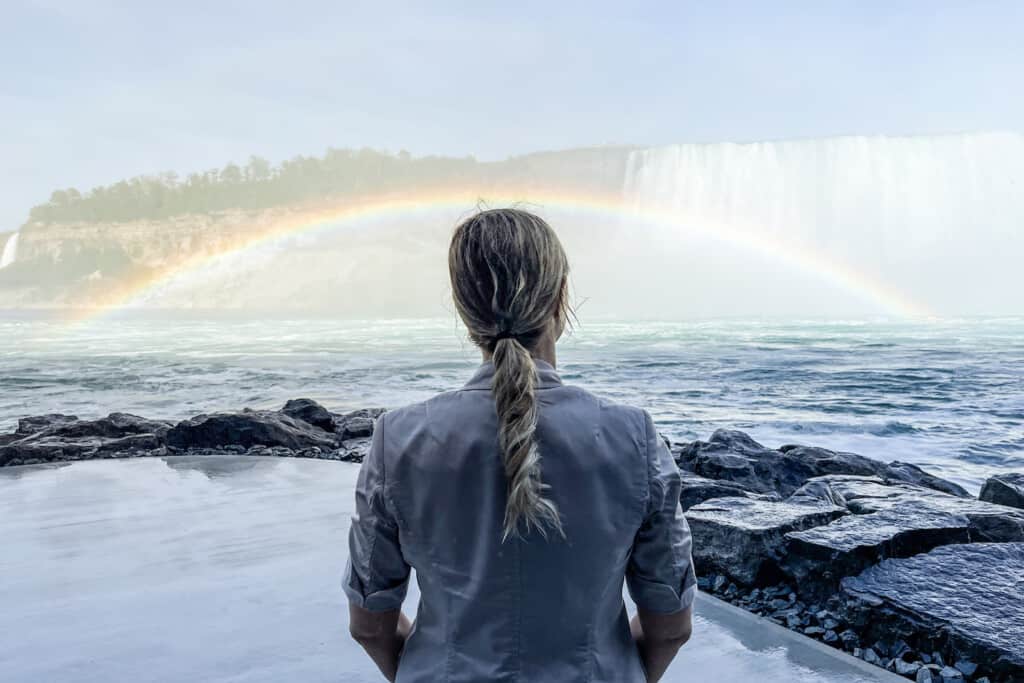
[843,543,1024,682]
[683,430,1024,682]
[4,411,1022,681]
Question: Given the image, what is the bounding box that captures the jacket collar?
[462,358,563,391]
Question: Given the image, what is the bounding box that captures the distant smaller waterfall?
[0,232,19,269]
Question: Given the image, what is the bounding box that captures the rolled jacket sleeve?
[343,413,411,612]
[626,411,698,614]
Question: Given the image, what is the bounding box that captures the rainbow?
[66,187,933,322]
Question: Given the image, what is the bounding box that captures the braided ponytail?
[449,208,571,539]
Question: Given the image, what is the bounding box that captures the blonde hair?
[449,208,572,540]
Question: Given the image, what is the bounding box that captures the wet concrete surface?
[0,457,901,682]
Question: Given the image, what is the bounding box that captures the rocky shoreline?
[2,401,1023,682]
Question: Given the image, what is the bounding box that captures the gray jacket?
[344,359,697,682]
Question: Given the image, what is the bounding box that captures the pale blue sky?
[2,0,1022,228]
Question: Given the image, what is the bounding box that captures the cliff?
[0,146,634,310]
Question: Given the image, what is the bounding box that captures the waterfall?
[0,232,18,270]
[622,132,1024,316]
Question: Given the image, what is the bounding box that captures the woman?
[344,208,697,682]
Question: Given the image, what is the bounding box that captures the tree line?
[28,148,481,223]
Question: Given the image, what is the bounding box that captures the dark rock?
[979,473,1024,510]
[783,506,972,593]
[675,429,966,499]
[167,411,339,451]
[677,471,766,510]
[835,634,860,651]
[953,660,977,677]
[15,413,79,436]
[862,648,883,665]
[938,666,962,682]
[894,659,921,676]
[685,496,846,585]
[0,413,172,466]
[804,626,825,637]
[801,475,1024,542]
[334,408,385,439]
[882,461,970,498]
[843,543,1024,681]
[776,475,1022,597]
[684,497,843,589]
[917,665,941,683]
[280,399,335,432]
[823,630,838,644]
[889,639,911,659]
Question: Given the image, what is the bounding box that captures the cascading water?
[0,232,18,270]
[622,132,1024,316]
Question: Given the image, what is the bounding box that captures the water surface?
[0,457,901,682]
[3,315,1022,490]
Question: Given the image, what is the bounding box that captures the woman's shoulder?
[373,386,483,433]
[543,382,652,435]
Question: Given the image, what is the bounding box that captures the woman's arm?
[348,604,413,682]
[630,605,693,682]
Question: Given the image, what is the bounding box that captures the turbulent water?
[2,315,1022,491]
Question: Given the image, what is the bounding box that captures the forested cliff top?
[25,146,636,226]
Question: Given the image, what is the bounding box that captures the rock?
[823,629,838,644]
[280,398,335,432]
[778,475,1023,596]
[15,413,79,436]
[789,479,848,507]
[917,665,941,683]
[862,647,883,665]
[166,411,339,451]
[839,629,859,649]
[804,626,825,637]
[334,408,384,439]
[843,543,1024,681]
[783,506,971,593]
[685,496,846,585]
[0,413,172,466]
[801,475,1024,542]
[979,473,1024,510]
[675,429,967,498]
[953,660,977,677]
[938,665,962,682]
[894,659,921,676]
[881,461,970,498]
[677,471,767,510]
[37,412,171,440]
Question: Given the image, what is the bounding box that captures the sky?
[2,0,1023,230]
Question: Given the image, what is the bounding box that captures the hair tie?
[494,329,516,341]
